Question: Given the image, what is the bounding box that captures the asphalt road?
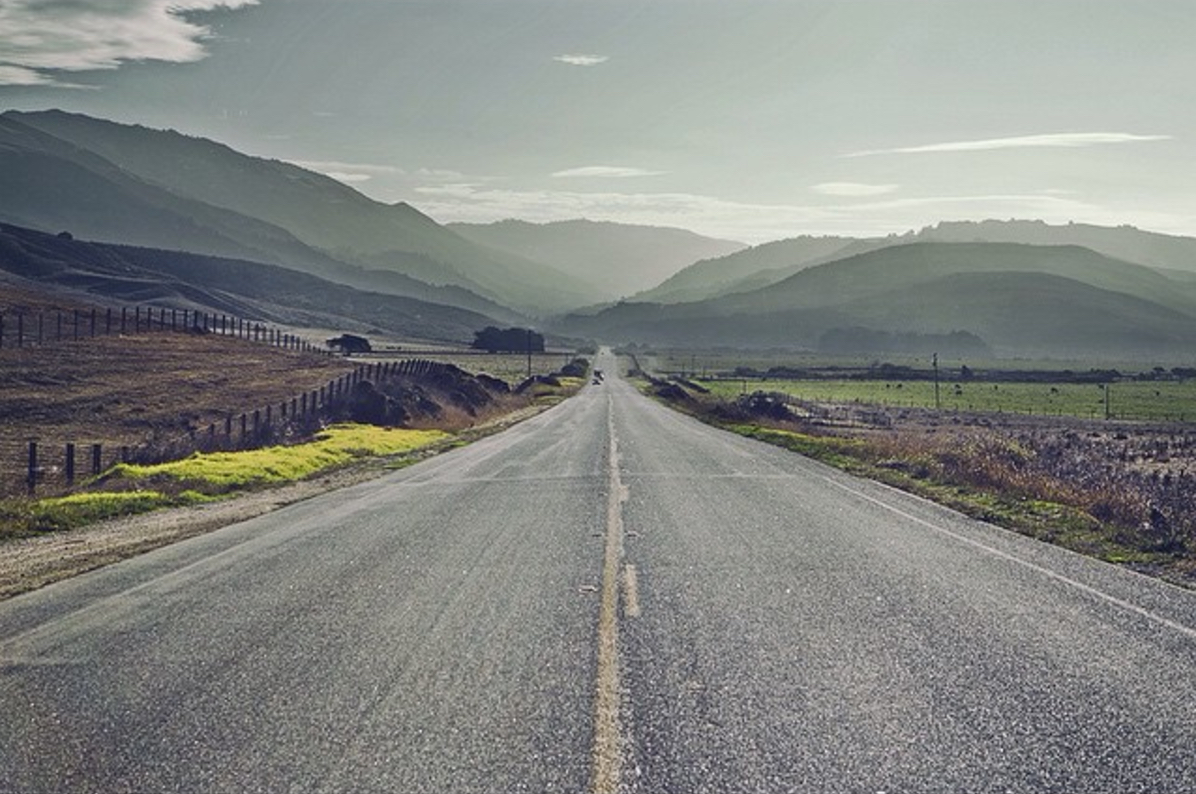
[4,350,1196,792]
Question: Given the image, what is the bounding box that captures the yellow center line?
[590,394,625,793]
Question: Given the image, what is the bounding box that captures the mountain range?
[449,218,745,301]
[561,240,1196,360]
[0,222,497,343]
[3,109,1196,360]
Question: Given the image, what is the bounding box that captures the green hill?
[710,242,1196,317]
[450,218,745,300]
[0,223,499,343]
[634,235,872,303]
[558,242,1196,359]
[914,219,1196,275]
[2,110,590,313]
[642,221,1196,306]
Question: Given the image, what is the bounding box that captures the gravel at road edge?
[0,406,548,601]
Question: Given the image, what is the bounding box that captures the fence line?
[10,358,453,498]
[0,305,331,356]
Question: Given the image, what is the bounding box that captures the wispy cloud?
[812,182,899,197]
[552,166,665,179]
[553,54,609,67]
[847,132,1172,158]
[409,180,1191,245]
[0,0,258,87]
[288,159,406,186]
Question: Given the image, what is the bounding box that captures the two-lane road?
[3,351,1196,792]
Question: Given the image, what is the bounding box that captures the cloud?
[812,182,899,197]
[553,54,609,67]
[0,0,258,87]
[408,179,1193,246]
[288,159,406,186]
[552,166,666,179]
[847,132,1172,157]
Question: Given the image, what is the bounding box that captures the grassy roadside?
[0,424,452,538]
[0,356,590,541]
[640,378,1196,586]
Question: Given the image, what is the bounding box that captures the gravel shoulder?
[0,404,547,600]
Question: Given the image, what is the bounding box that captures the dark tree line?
[472,326,544,353]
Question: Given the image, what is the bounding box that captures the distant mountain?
[558,242,1196,360]
[644,220,1196,305]
[448,218,745,301]
[1,110,590,314]
[0,222,499,344]
[912,219,1196,275]
[634,235,888,303]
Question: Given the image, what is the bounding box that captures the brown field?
[0,331,358,496]
[650,381,1196,586]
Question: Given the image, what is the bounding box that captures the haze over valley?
[3,1,1195,358]
[8,6,1196,793]
[3,109,1196,360]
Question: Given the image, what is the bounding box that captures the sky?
[1,0,1193,245]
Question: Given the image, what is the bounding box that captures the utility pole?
[526,328,533,380]
[932,352,941,410]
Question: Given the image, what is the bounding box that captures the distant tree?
[326,333,372,355]
[471,326,544,353]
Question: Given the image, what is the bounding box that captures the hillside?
[643,220,1196,305]
[914,219,1196,275]
[558,242,1196,359]
[635,235,885,303]
[709,242,1196,317]
[0,223,500,344]
[1,110,590,314]
[449,218,745,300]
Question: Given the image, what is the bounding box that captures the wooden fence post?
[27,441,37,495]
[92,443,102,476]
[65,442,75,486]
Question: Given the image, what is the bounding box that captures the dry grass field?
[0,331,357,496]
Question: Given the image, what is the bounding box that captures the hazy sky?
[2,0,1193,244]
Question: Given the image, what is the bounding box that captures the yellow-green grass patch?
[112,424,448,489]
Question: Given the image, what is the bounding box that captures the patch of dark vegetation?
[644,377,1196,588]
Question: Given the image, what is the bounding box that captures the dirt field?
[0,331,357,496]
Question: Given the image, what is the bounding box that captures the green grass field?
[702,378,1196,422]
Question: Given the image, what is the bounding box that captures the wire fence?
[0,306,326,355]
[3,358,452,498]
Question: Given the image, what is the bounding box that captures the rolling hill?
[633,235,878,303]
[448,218,746,300]
[0,222,500,344]
[0,110,590,314]
[643,220,1196,306]
[559,242,1196,360]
